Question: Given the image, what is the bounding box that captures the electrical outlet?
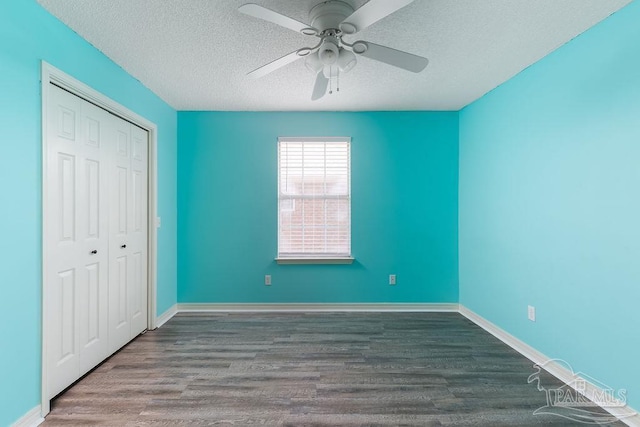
[264,275,271,286]
[389,274,396,285]
[528,305,536,322]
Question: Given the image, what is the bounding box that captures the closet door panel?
[77,102,110,374]
[129,125,148,335]
[108,118,133,352]
[46,85,110,397]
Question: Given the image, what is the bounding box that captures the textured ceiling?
[37,0,632,111]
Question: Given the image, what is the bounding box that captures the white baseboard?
[11,405,44,427]
[177,302,460,312]
[459,306,551,365]
[155,303,178,328]
[459,305,639,427]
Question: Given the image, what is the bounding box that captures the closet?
[44,84,149,399]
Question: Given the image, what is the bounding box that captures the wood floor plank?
[43,312,625,426]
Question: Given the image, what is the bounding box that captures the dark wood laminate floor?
[43,312,624,426]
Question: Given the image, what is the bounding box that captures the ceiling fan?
[238,0,429,101]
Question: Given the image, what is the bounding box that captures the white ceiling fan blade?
[239,4,317,35]
[311,72,329,101]
[354,41,428,73]
[247,50,304,79]
[339,0,414,34]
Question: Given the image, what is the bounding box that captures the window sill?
[276,257,354,265]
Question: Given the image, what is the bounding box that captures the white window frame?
[276,137,353,265]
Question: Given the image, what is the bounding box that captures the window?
[277,137,352,263]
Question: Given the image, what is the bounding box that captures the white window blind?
[278,137,351,258]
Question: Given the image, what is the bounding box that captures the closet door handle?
[121,244,127,249]
[90,250,98,255]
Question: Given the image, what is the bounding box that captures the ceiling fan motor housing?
[309,0,354,32]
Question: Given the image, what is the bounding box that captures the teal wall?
[459,0,640,411]
[0,2,178,424]
[178,112,459,303]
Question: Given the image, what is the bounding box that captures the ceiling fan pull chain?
[337,68,340,92]
[329,66,333,95]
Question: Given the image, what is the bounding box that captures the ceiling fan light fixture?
[305,51,324,73]
[337,48,357,73]
[318,38,339,65]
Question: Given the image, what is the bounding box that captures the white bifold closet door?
[45,84,148,399]
[108,114,148,352]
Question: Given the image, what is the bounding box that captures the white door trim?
[40,61,159,417]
